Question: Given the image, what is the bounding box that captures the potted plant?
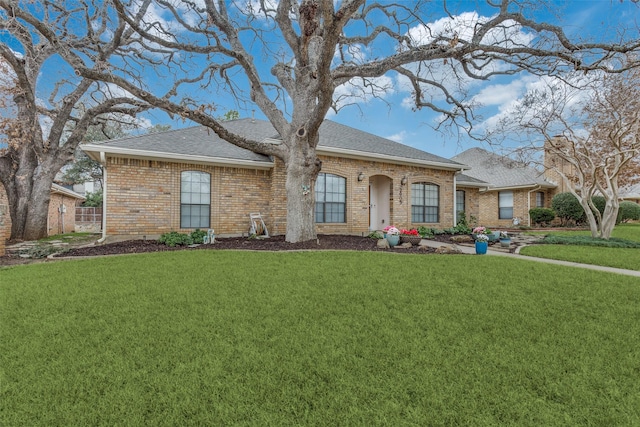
[472,226,490,254]
[383,226,400,247]
[499,231,511,247]
[400,228,422,244]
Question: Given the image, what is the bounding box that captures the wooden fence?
[75,207,102,224]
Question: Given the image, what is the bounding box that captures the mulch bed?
[3,234,462,266]
[60,234,440,258]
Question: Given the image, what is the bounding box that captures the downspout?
[526,185,541,227]
[97,152,108,243]
[453,168,466,226]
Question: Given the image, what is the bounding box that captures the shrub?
[82,190,103,207]
[453,212,472,234]
[590,196,606,216]
[619,201,640,222]
[551,192,584,225]
[368,231,383,239]
[190,229,207,244]
[417,226,433,238]
[159,231,194,247]
[529,207,555,226]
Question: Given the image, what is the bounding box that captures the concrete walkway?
[420,240,640,278]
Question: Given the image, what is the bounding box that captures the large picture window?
[411,183,439,223]
[181,171,211,228]
[315,173,346,223]
[499,191,514,219]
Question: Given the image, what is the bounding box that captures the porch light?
[401,176,408,185]
[358,172,365,182]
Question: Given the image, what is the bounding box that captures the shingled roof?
[452,147,555,190]
[82,118,466,171]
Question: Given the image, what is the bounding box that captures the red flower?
[401,229,419,236]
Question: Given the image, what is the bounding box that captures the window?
[536,191,545,208]
[411,183,439,223]
[498,191,513,219]
[181,171,210,228]
[315,173,346,223]
[456,190,465,217]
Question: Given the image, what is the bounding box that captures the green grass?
[2,251,640,426]
[521,223,640,270]
[526,223,640,242]
[520,245,640,271]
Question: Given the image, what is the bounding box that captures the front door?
[369,175,391,231]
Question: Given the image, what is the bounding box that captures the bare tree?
[71,0,640,243]
[504,66,640,239]
[0,0,148,241]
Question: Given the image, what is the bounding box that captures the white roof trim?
[51,183,86,200]
[316,146,469,171]
[480,183,555,192]
[82,144,274,170]
[82,142,469,171]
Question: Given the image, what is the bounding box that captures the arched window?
[315,173,346,223]
[411,182,439,223]
[181,171,211,228]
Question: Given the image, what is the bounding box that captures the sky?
[131,0,639,160]
[3,0,638,160]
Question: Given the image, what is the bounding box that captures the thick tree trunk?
[5,175,53,241]
[283,143,321,243]
[1,149,60,241]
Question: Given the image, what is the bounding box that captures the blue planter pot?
[475,241,488,255]
[386,235,400,247]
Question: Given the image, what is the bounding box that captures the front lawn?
[520,245,640,271]
[521,223,640,270]
[2,251,639,426]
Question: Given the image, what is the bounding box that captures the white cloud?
[395,11,536,107]
[479,73,597,134]
[385,130,407,144]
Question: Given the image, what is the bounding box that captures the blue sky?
[132,0,638,160]
[4,1,636,159]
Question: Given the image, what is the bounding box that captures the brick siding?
[477,188,554,228]
[103,154,458,240]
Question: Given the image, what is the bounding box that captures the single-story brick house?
[81,118,477,242]
[452,148,557,227]
[0,182,85,254]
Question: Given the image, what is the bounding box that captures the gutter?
[81,144,274,170]
[98,152,107,243]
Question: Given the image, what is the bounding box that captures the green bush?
[453,212,472,234]
[529,207,555,226]
[368,231,383,239]
[619,201,640,222]
[591,196,606,216]
[190,229,207,243]
[82,190,103,207]
[552,192,584,225]
[158,231,194,247]
[541,234,640,248]
[417,226,434,238]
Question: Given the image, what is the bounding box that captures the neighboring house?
[0,182,86,248]
[452,148,556,227]
[620,183,640,204]
[81,118,470,241]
